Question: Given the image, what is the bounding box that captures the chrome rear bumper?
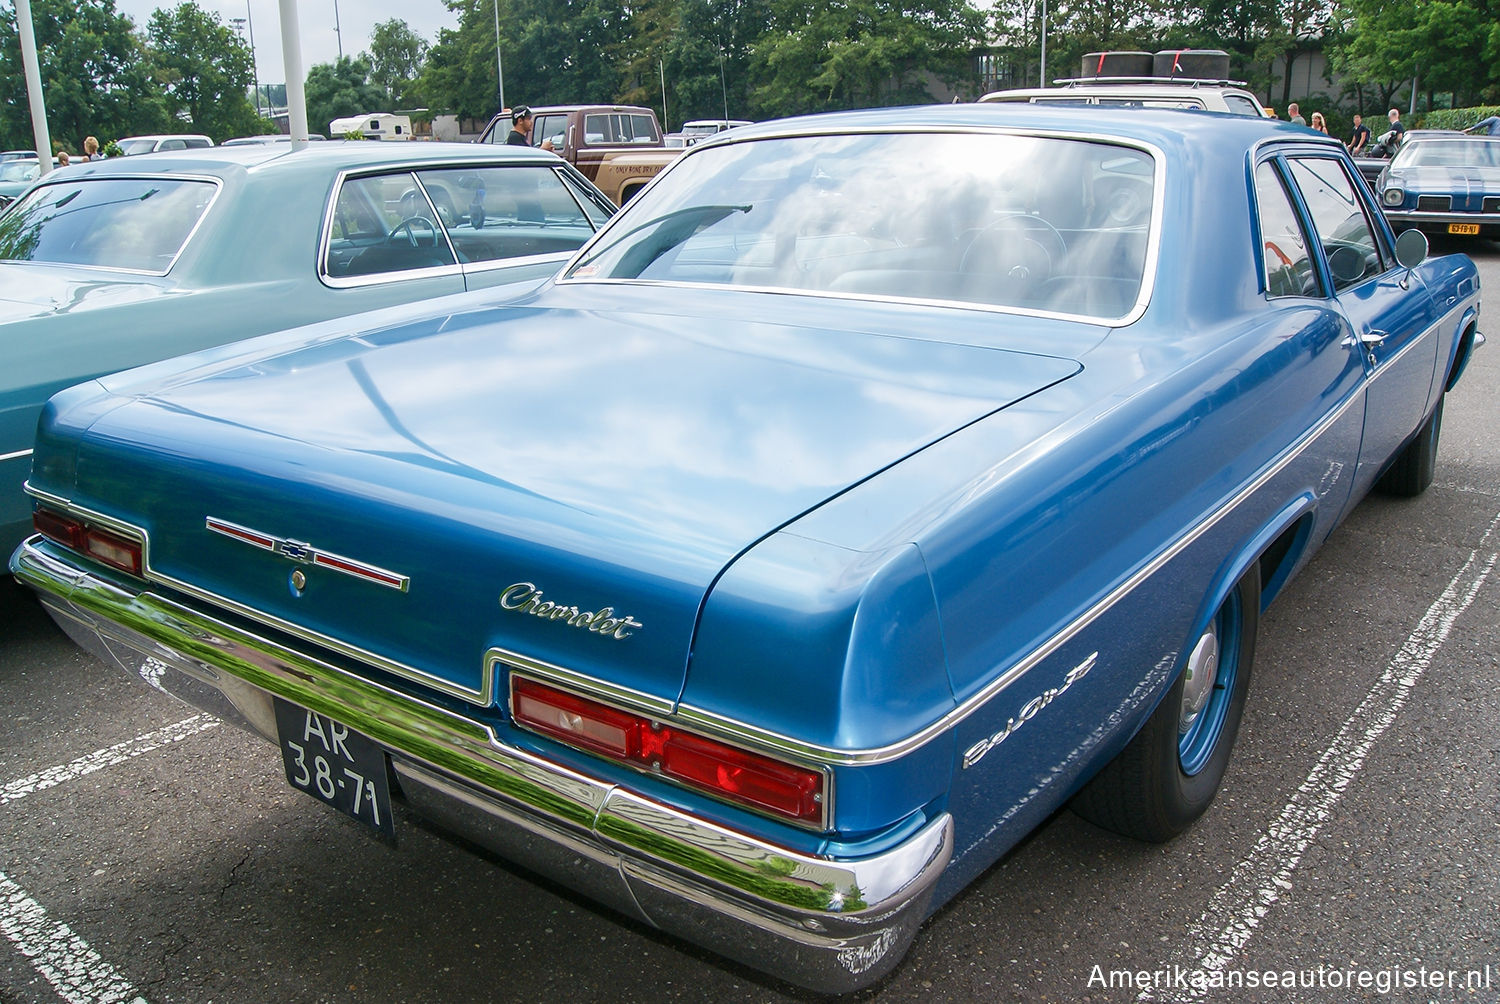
[11,537,951,993]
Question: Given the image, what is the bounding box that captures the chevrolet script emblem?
[206,517,410,592]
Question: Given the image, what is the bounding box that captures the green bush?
[1418,106,1500,130]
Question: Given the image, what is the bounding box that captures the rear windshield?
[0,177,216,272]
[566,131,1157,321]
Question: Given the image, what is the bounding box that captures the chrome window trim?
[317,167,462,290]
[318,162,607,290]
[1,173,224,276]
[23,483,490,706]
[406,171,464,265]
[1,448,32,463]
[459,249,577,277]
[484,376,1373,767]
[556,126,1166,328]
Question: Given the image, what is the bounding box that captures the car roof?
[118,134,213,143]
[703,102,1314,153]
[51,140,564,181]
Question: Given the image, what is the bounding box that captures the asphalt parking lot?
[2,240,1498,1004]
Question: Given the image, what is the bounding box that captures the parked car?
[0,157,41,208]
[0,141,617,553]
[221,134,329,145]
[114,134,215,155]
[981,49,1267,116]
[10,105,1482,992]
[1376,131,1500,237]
[476,104,680,204]
[677,118,753,145]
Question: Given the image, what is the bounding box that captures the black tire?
[1376,397,1443,497]
[1071,564,1259,842]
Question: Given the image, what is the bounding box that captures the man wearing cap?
[507,106,554,151]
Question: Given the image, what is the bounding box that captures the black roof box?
[1153,49,1231,81]
[1079,51,1154,79]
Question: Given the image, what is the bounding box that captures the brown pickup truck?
[477,105,679,204]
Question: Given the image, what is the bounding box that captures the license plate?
[274,699,395,840]
[1448,223,1481,235]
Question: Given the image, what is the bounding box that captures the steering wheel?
[387,216,438,248]
[959,214,1068,284]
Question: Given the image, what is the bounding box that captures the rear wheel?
[1071,564,1259,842]
[1376,396,1443,497]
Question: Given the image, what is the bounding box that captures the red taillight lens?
[512,677,826,826]
[33,509,87,550]
[33,509,143,576]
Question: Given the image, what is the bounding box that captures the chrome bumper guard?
[12,538,952,993]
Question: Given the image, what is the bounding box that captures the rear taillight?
[34,509,143,576]
[512,677,826,827]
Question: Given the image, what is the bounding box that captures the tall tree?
[749,0,988,117]
[147,1,266,140]
[1328,0,1499,108]
[614,0,772,128]
[368,19,429,107]
[0,0,166,152]
[421,0,631,121]
[305,56,390,136]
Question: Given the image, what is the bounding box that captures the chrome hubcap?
[1179,622,1220,734]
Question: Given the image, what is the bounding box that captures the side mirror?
[1394,228,1428,269]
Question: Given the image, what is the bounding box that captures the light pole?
[493,0,505,114]
[333,0,343,59]
[231,12,262,117]
[246,1,261,116]
[1039,0,1047,88]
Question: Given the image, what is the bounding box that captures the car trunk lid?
[71,302,1080,708]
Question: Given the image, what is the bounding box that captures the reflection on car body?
[9,105,1483,993]
[0,143,616,553]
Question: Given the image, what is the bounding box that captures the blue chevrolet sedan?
[0,142,616,553]
[10,106,1483,992]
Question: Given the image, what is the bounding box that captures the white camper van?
[328,113,415,140]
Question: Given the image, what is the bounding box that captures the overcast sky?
[114,0,459,84]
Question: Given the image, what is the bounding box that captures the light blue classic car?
[0,142,616,554]
[10,106,1483,991]
[1378,131,1500,237]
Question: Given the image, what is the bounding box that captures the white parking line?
[1,715,220,806]
[3,714,222,1002]
[1142,509,1500,1002]
[0,871,148,1004]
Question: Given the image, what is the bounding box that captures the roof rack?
[1053,75,1249,88]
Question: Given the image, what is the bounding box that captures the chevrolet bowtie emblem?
[206,517,410,592]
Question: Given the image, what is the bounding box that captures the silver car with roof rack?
[981,48,1268,118]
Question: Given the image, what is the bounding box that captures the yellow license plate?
[1448,223,1481,235]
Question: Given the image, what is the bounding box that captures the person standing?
[81,136,104,161]
[1348,114,1370,153]
[505,106,554,152]
[1387,108,1406,145]
[1310,111,1329,134]
[1465,115,1500,135]
[1287,102,1306,126]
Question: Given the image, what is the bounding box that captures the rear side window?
[582,113,660,144]
[1254,162,1317,297]
[0,177,216,273]
[323,165,609,281]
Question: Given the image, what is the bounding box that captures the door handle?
[1359,329,1389,345]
